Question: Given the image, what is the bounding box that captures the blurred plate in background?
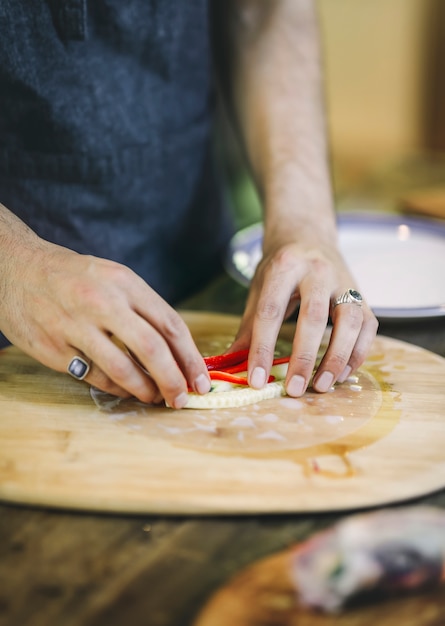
[225,213,445,320]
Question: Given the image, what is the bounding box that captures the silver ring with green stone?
[333,288,363,308]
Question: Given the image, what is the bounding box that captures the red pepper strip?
[204,349,250,372]
[220,355,290,374]
[224,360,248,374]
[272,356,291,366]
[209,371,275,385]
[209,371,249,385]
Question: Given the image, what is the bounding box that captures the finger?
[285,279,331,397]
[229,283,261,353]
[31,312,163,404]
[84,363,162,404]
[86,267,211,402]
[71,329,165,405]
[65,349,164,403]
[107,310,210,409]
[152,308,212,394]
[122,288,212,397]
[336,306,379,382]
[245,265,297,389]
[312,300,364,392]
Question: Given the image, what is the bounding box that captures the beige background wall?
[318,0,435,168]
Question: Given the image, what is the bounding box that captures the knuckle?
[160,311,188,343]
[107,358,133,383]
[324,350,350,370]
[251,342,275,362]
[110,260,131,277]
[134,329,172,366]
[94,258,131,282]
[293,351,316,370]
[255,301,282,323]
[302,296,328,324]
[271,246,298,272]
[308,256,330,277]
[135,386,161,405]
[137,337,160,363]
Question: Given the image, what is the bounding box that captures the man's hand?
[231,236,378,396]
[0,206,211,408]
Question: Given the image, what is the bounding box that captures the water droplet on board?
[108,414,126,422]
[324,415,344,425]
[193,422,218,433]
[157,424,184,435]
[230,416,256,428]
[259,413,279,423]
[346,375,359,383]
[279,398,304,410]
[256,430,287,441]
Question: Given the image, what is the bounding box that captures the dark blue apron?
[0,0,233,348]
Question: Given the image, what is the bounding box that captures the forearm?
[214,0,336,247]
[0,202,47,254]
[0,203,45,301]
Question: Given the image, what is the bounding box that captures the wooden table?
[1,271,445,626]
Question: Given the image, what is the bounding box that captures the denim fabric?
[0,1,233,348]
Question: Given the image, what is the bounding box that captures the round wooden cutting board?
[0,311,444,515]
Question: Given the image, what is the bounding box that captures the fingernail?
[173,391,188,409]
[314,371,334,393]
[195,373,211,395]
[337,365,352,383]
[286,375,306,397]
[250,366,266,389]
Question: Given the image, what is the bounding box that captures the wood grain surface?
[1,311,445,515]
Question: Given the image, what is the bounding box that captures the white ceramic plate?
[225,213,445,320]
